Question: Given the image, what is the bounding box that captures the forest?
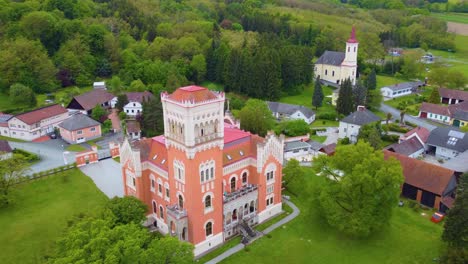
[0,0,459,113]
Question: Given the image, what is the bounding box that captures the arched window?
[230,177,236,191]
[354,47,356,52]
[325,69,328,75]
[201,170,204,182]
[205,195,212,209]
[178,195,184,209]
[242,172,248,184]
[201,128,204,136]
[210,167,214,179]
[159,206,164,219]
[205,222,213,237]
[152,201,157,214]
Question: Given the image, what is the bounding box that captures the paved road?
[379,103,437,131]
[79,159,124,198]
[205,199,300,264]
[9,139,75,175]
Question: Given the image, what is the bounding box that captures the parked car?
[49,133,57,139]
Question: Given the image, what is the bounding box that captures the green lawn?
[309,135,327,143]
[65,144,88,152]
[220,168,443,264]
[0,169,108,264]
[0,135,27,142]
[310,119,339,128]
[376,75,407,89]
[432,12,468,24]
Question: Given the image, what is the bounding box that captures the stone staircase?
[239,220,256,244]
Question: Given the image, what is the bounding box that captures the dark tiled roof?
[306,140,324,151]
[316,51,345,66]
[384,150,455,196]
[0,140,12,153]
[267,102,315,119]
[341,108,380,126]
[126,91,154,103]
[0,113,13,123]
[382,81,424,92]
[426,127,468,152]
[14,104,68,125]
[387,137,424,156]
[420,102,450,116]
[126,120,141,133]
[68,89,115,111]
[59,113,100,131]
[450,101,468,121]
[439,88,468,101]
[320,143,336,155]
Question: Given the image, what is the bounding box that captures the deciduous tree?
[106,196,147,225]
[283,159,305,195]
[9,83,37,107]
[91,105,106,122]
[115,94,129,112]
[0,154,30,207]
[357,122,382,150]
[239,99,275,137]
[313,142,403,237]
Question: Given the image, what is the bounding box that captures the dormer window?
[161,159,166,164]
[239,151,244,156]
[152,154,158,160]
[227,155,232,160]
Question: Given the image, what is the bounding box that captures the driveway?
[379,103,438,131]
[319,127,339,145]
[79,159,124,198]
[9,139,76,175]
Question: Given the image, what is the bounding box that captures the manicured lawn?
[432,12,468,24]
[198,237,242,263]
[280,84,335,113]
[377,75,407,89]
[0,135,27,142]
[309,135,327,143]
[0,169,108,264]
[221,168,443,264]
[310,119,339,128]
[65,144,88,152]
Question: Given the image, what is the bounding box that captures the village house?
[399,126,430,145]
[126,120,141,140]
[111,91,154,117]
[315,27,358,86]
[0,140,13,160]
[7,104,69,141]
[93,81,107,90]
[384,150,457,213]
[380,81,424,98]
[0,113,13,137]
[426,127,468,160]
[58,113,102,144]
[267,101,316,124]
[119,85,284,256]
[439,87,468,105]
[338,106,380,142]
[418,101,468,127]
[386,137,425,158]
[67,89,115,115]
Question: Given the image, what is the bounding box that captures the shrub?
[317,112,337,121]
[381,134,400,143]
[405,121,417,127]
[13,149,40,162]
[339,137,350,145]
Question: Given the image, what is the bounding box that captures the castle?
[120,86,284,256]
[315,27,359,86]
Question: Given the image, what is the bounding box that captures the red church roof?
[167,86,219,103]
[347,27,358,43]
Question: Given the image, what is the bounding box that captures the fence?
[15,163,77,185]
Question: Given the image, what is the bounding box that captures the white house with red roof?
[315,27,359,86]
[7,104,69,141]
[119,85,284,256]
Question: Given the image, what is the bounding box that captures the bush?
[13,149,40,162]
[405,121,417,127]
[381,134,400,143]
[339,137,350,145]
[317,112,337,121]
[383,123,409,133]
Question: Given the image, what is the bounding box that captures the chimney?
[357,105,365,111]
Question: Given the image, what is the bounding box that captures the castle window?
[151,179,155,192]
[230,177,236,192]
[159,206,164,219]
[152,201,157,214]
[158,183,162,194]
[332,71,335,77]
[266,171,274,181]
[354,47,356,52]
[348,47,350,52]
[242,172,248,184]
[201,170,204,182]
[325,70,328,75]
[205,195,212,209]
[205,222,213,237]
[210,167,214,180]
[178,195,184,209]
[166,187,170,198]
[201,128,204,136]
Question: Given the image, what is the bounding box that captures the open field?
[280,84,336,114]
[377,75,407,89]
[432,12,468,24]
[221,168,444,264]
[447,21,468,36]
[0,169,108,264]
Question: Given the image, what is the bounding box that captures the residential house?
[67,89,115,115]
[0,113,12,137]
[439,87,468,105]
[267,102,316,124]
[120,85,284,256]
[450,101,468,127]
[0,140,13,160]
[338,106,381,142]
[419,101,468,126]
[284,141,312,162]
[426,127,468,160]
[7,104,69,141]
[123,91,154,117]
[126,120,141,140]
[93,81,107,90]
[380,81,424,98]
[58,113,102,144]
[315,27,358,86]
[386,137,425,158]
[399,126,430,145]
[319,143,336,156]
[384,150,457,213]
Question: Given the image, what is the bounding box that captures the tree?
[106,196,147,225]
[108,76,124,93]
[441,173,468,264]
[283,159,305,195]
[274,119,310,137]
[252,47,282,100]
[366,69,377,90]
[429,67,450,88]
[115,94,129,112]
[353,80,367,107]
[239,99,275,137]
[448,70,467,89]
[336,78,354,115]
[357,122,382,150]
[190,54,206,84]
[0,154,30,207]
[312,77,324,110]
[427,88,441,104]
[366,89,383,111]
[313,142,404,237]
[141,96,164,137]
[102,119,112,134]
[386,113,393,126]
[91,105,106,122]
[400,109,406,125]
[9,83,37,107]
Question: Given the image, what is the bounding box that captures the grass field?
[310,135,327,143]
[65,144,88,152]
[310,119,339,128]
[220,168,443,264]
[0,169,108,264]
[377,75,407,89]
[432,12,468,24]
[0,135,27,142]
[280,84,336,115]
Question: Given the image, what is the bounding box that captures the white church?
[314,27,359,87]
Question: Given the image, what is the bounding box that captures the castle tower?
[161,86,225,255]
[342,27,359,85]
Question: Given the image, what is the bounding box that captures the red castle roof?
[167,86,219,103]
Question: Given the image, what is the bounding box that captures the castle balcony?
[166,204,187,220]
[223,184,258,204]
[195,134,217,144]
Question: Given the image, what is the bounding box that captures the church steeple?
[343,27,359,67]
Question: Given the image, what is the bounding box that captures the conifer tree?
[312,77,324,110]
[224,48,242,93]
[367,69,377,90]
[353,80,367,107]
[252,47,282,100]
[442,173,468,248]
[336,78,354,115]
[427,88,440,104]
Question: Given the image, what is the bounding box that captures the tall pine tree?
[252,47,282,100]
[353,79,367,107]
[367,69,377,90]
[336,78,355,115]
[312,77,324,110]
[224,48,243,93]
